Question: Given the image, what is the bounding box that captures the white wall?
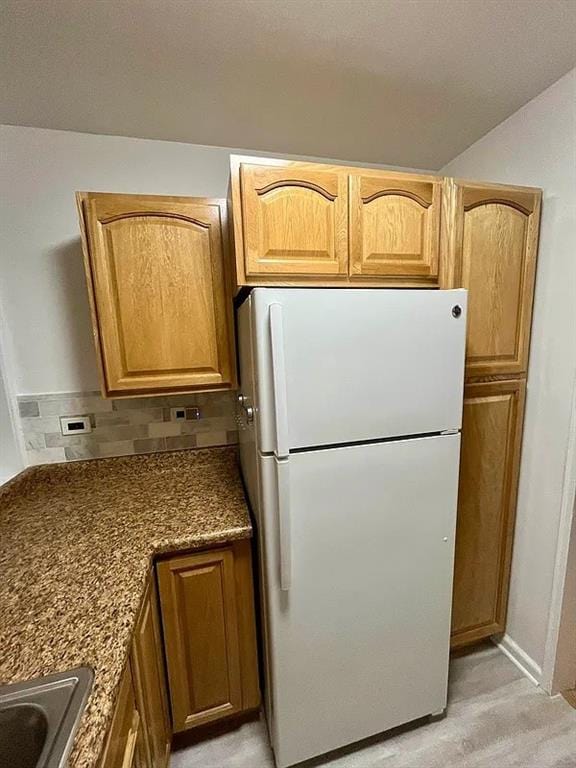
[442,68,576,677]
[0,376,23,482]
[0,312,24,483]
[0,125,420,395]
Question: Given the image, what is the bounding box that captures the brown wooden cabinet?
[77,193,236,398]
[442,179,541,378]
[451,379,526,647]
[236,161,348,278]
[101,540,259,764]
[100,664,143,768]
[444,178,541,649]
[156,540,259,732]
[131,578,171,768]
[229,156,443,288]
[349,172,441,281]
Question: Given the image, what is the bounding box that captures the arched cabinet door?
[349,173,442,282]
[77,193,235,397]
[443,181,541,378]
[239,162,348,278]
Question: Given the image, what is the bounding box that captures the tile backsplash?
[17,390,238,466]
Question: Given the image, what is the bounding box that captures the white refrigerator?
[237,288,467,768]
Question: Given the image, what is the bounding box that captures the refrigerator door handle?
[269,302,289,459]
[275,456,292,591]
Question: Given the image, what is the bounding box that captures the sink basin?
[0,667,93,768]
[0,704,48,768]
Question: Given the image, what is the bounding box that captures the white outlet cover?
[60,415,92,435]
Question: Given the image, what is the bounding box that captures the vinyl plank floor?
[170,647,576,768]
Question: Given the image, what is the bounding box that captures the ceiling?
[1,0,575,170]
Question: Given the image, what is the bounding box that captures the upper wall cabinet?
[234,160,348,278]
[77,193,236,398]
[442,180,541,378]
[349,173,441,281]
[229,156,443,289]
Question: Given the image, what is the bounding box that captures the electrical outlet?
[170,407,201,422]
[60,415,92,435]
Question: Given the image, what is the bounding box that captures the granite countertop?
[0,446,252,768]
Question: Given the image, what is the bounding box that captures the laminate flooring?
[170,646,576,768]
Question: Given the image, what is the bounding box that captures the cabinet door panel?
[240,164,348,277]
[451,380,525,647]
[349,174,441,281]
[78,193,235,396]
[157,547,242,731]
[131,580,170,768]
[100,664,141,768]
[444,182,541,377]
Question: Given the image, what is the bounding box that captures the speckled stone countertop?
[0,447,251,768]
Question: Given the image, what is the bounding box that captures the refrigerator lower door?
[259,434,461,768]
[251,288,467,453]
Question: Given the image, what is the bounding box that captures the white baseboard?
[493,634,542,687]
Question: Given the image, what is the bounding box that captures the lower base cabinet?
[451,379,526,648]
[100,539,260,766]
[157,540,260,732]
[99,664,144,768]
[101,578,170,768]
[131,579,171,768]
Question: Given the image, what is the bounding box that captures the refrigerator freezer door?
[259,434,461,767]
[251,288,467,453]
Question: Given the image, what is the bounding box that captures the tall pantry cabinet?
[442,179,541,648]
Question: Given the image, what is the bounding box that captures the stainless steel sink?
[0,667,93,768]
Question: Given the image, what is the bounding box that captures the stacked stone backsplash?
[17,390,238,466]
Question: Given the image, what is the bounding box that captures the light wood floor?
[563,689,576,710]
[171,646,576,768]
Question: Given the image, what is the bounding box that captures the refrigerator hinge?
[440,429,459,435]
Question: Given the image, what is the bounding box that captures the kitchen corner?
[1,37,575,764]
[0,447,252,768]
